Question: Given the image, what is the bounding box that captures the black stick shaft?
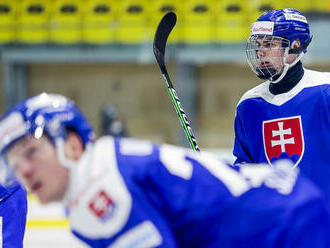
[153,12,200,152]
[163,73,200,152]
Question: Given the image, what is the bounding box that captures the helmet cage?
[246,35,290,80]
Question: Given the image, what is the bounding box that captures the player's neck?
[269,61,304,95]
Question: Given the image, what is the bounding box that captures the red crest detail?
[263,116,304,166]
[89,190,114,219]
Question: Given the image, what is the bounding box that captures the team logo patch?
[251,21,274,35]
[89,190,116,222]
[263,116,304,167]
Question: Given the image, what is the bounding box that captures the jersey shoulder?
[67,137,134,240]
[237,81,270,107]
[68,137,166,246]
[237,69,330,108]
[303,69,330,89]
[304,68,330,82]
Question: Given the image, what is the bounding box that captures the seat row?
[0,0,328,44]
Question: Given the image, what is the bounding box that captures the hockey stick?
[153,12,200,152]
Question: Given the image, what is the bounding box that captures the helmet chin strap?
[270,46,305,84]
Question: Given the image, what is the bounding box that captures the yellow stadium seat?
[116,0,150,44]
[215,0,250,43]
[281,1,312,13]
[17,0,51,44]
[50,0,82,44]
[248,0,281,23]
[82,0,117,44]
[311,0,328,12]
[150,0,183,43]
[181,0,215,44]
[0,0,17,43]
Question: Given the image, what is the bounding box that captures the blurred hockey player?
[0,93,329,247]
[100,104,129,137]
[234,8,330,202]
[0,167,27,247]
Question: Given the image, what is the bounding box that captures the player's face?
[6,136,69,204]
[256,36,286,74]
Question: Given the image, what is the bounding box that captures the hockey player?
[0,93,329,247]
[234,8,330,202]
[0,177,27,247]
[0,146,27,247]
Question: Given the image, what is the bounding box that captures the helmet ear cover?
[288,36,312,54]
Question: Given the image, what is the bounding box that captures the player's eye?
[263,42,272,48]
[24,146,38,161]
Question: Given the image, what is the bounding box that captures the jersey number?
[159,145,296,196]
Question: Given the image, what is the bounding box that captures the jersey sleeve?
[0,185,27,248]
[278,188,330,248]
[142,145,330,247]
[207,162,330,248]
[233,103,254,164]
[215,175,330,247]
[114,140,243,247]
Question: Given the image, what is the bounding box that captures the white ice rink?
[23,195,87,247]
[25,228,87,248]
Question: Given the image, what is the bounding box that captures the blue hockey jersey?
[63,136,330,248]
[234,69,330,202]
[0,183,27,247]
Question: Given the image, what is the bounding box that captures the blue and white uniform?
[1,93,329,247]
[234,69,330,202]
[0,183,27,247]
[64,136,330,248]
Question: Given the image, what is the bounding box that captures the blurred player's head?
[0,93,94,203]
[246,8,311,82]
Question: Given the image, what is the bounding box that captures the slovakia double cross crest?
[263,116,304,167]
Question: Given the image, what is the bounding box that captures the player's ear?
[64,132,84,161]
[291,40,301,49]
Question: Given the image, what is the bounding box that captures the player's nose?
[257,48,266,58]
[16,160,34,179]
